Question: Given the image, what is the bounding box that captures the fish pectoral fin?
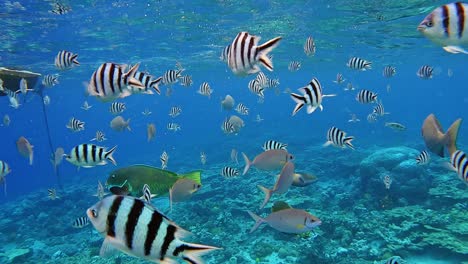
[443,46,468,54]
[100,237,119,258]
[296,224,305,230]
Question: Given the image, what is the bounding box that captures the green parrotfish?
[106,164,202,197]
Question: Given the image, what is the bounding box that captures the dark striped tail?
[151,77,162,95]
[172,242,221,264]
[257,36,282,71]
[290,93,305,116]
[105,146,118,165]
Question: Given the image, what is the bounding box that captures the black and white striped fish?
[169,106,182,118]
[133,71,162,95]
[179,75,193,87]
[42,74,59,87]
[65,144,117,168]
[248,79,264,98]
[304,36,316,56]
[91,131,106,142]
[416,150,430,165]
[266,78,280,88]
[372,101,389,116]
[55,50,79,70]
[450,150,468,183]
[140,184,156,203]
[290,77,336,116]
[198,82,213,98]
[418,2,468,54]
[417,65,434,79]
[323,127,355,150]
[288,61,301,72]
[347,57,372,71]
[72,216,90,228]
[227,32,282,76]
[221,119,235,134]
[367,113,378,123]
[160,151,169,169]
[66,117,85,132]
[333,73,345,84]
[235,103,249,115]
[262,140,287,151]
[167,123,181,132]
[0,160,10,177]
[162,70,183,86]
[383,66,396,78]
[385,256,403,264]
[220,45,231,62]
[94,181,107,200]
[81,101,92,111]
[221,167,239,177]
[87,63,144,102]
[87,195,220,263]
[50,2,71,15]
[109,102,126,114]
[48,188,58,200]
[356,90,378,104]
[256,72,269,88]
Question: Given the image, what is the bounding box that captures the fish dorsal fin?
[271,201,292,213]
[179,170,202,185]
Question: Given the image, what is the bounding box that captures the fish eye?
[426,21,433,27]
[91,209,98,218]
[111,174,115,178]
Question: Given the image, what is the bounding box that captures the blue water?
[0,1,467,263]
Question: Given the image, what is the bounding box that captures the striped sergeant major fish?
[288,61,301,72]
[450,150,468,183]
[140,184,156,203]
[235,103,249,115]
[227,32,282,76]
[266,78,279,88]
[81,101,92,111]
[221,167,239,178]
[65,144,117,168]
[87,63,145,102]
[417,65,434,79]
[255,72,269,88]
[197,82,213,98]
[220,45,230,62]
[91,131,106,142]
[385,256,404,264]
[66,117,85,132]
[323,127,355,150]
[356,89,378,104]
[50,2,71,15]
[48,188,58,200]
[262,140,288,151]
[132,71,162,95]
[169,106,182,118]
[416,150,430,165]
[93,181,108,200]
[347,57,372,71]
[162,69,183,86]
[179,75,193,87]
[304,36,316,56]
[290,77,336,116]
[221,119,236,134]
[367,113,378,123]
[248,79,264,98]
[418,2,468,54]
[372,101,389,116]
[160,151,169,169]
[42,74,59,87]
[72,216,90,228]
[87,195,220,263]
[167,123,181,132]
[383,66,396,78]
[54,50,79,70]
[109,102,126,115]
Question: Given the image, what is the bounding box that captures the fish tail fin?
[247,210,265,233]
[242,152,251,175]
[175,242,220,264]
[344,136,355,150]
[105,146,118,166]
[258,185,272,209]
[290,93,305,116]
[257,36,282,71]
[323,141,332,148]
[181,170,202,185]
[150,77,162,95]
[445,118,462,156]
[125,63,145,89]
[71,54,79,65]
